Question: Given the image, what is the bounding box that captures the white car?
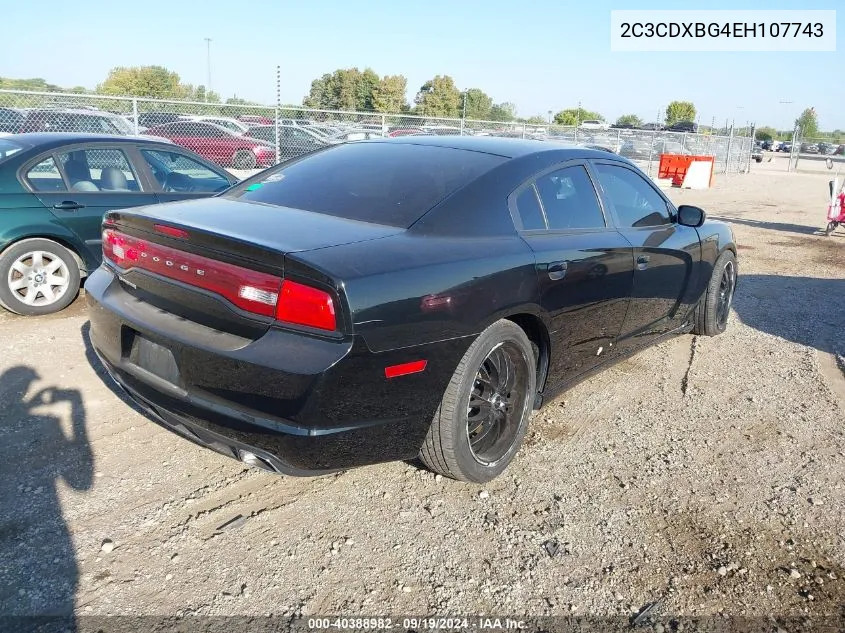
[183,116,250,135]
[579,119,609,131]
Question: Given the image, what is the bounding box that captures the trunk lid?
[103,198,402,337]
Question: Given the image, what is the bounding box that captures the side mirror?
[677,204,706,228]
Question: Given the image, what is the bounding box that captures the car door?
[590,160,702,354]
[24,145,158,261]
[135,147,236,203]
[510,161,635,388]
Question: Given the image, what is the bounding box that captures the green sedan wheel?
[0,238,80,316]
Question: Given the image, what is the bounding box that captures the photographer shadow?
[0,366,93,632]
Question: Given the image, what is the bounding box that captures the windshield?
[0,138,30,163]
[223,141,505,228]
[109,115,135,135]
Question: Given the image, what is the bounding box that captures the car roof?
[9,132,173,148]
[27,108,122,117]
[365,134,624,160]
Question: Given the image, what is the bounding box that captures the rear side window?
[224,142,505,228]
[515,185,545,230]
[26,157,66,192]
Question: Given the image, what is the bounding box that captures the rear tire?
[0,239,80,316]
[419,319,536,483]
[233,150,257,170]
[825,221,838,236]
[693,250,737,336]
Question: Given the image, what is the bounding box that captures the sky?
[2,0,843,130]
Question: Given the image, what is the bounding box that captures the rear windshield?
[223,142,505,227]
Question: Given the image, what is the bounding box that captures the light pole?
[576,100,581,127]
[204,37,212,102]
[462,91,467,119]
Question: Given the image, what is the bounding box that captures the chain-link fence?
[0,88,754,176]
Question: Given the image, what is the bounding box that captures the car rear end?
[86,140,509,474]
[86,200,413,474]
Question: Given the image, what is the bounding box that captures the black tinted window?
[224,143,504,228]
[535,165,605,229]
[515,185,545,230]
[593,163,671,228]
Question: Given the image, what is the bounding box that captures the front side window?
[534,165,606,230]
[57,148,141,192]
[26,157,66,192]
[593,163,672,228]
[140,149,231,192]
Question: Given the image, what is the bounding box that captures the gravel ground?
[0,169,843,628]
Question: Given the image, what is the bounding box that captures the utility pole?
[204,37,212,102]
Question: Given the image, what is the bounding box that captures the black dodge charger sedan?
[86,136,737,483]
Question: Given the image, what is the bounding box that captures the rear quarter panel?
[297,233,540,354]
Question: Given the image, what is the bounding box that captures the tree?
[372,75,408,113]
[665,101,696,125]
[463,88,493,120]
[795,107,819,139]
[488,102,516,122]
[414,75,461,117]
[97,66,191,99]
[755,126,777,142]
[302,67,385,112]
[616,114,643,127]
[0,77,65,92]
[192,85,221,103]
[553,107,603,126]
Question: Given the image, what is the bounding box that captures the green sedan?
[0,133,239,316]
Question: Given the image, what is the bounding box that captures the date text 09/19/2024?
[307,617,527,630]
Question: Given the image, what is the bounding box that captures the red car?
[145,121,276,169]
[388,127,428,137]
[239,114,274,126]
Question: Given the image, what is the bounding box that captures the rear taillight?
[102,227,337,330]
[103,227,281,316]
[275,280,336,331]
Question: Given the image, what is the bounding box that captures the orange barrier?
[658,154,715,187]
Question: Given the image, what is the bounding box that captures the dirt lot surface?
[1,169,844,628]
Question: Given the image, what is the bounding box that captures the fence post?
[747,124,755,173]
[274,104,280,165]
[521,123,526,139]
[788,125,800,172]
[381,113,387,136]
[131,98,139,135]
[724,125,734,174]
[647,128,657,177]
[460,118,465,136]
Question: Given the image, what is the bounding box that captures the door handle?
[548,261,568,280]
[636,255,650,270]
[53,201,85,211]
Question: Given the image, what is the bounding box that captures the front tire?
[693,250,737,336]
[0,239,81,316]
[825,221,838,236]
[419,319,536,483]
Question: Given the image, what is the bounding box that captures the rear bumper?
[85,266,471,474]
